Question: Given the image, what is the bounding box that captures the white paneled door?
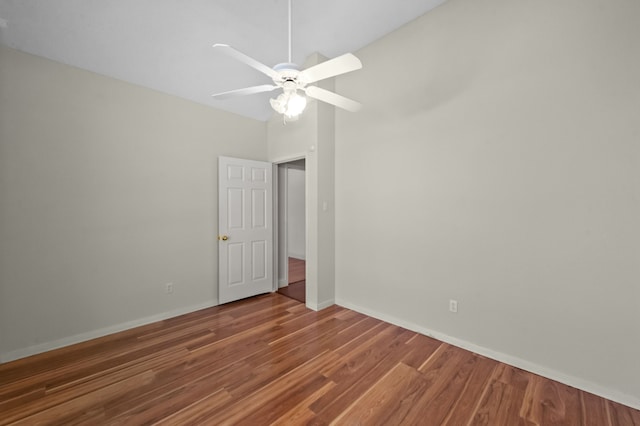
[218,156,273,304]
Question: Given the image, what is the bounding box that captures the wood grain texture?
[278,258,306,303]
[0,293,637,425]
[277,281,305,303]
[288,257,306,284]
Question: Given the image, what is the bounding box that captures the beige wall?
[335,0,640,408]
[0,46,267,360]
[287,166,306,260]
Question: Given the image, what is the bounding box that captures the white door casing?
[218,156,273,304]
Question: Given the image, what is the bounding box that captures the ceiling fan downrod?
[288,0,292,64]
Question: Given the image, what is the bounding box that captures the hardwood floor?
[278,257,306,303]
[1,293,639,425]
[288,257,306,284]
[277,281,305,304]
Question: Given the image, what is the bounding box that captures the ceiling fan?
[211,0,362,121]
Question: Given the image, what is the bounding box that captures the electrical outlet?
[449,299,458,313]
[166,283,174,294]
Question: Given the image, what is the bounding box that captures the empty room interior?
[1,0,639,424]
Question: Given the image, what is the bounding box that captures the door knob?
[218,235,229,241]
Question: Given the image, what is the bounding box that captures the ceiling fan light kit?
[211,0,362,122]
[270,84,307,120]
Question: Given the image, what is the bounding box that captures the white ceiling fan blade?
[213,44,279,80]
[299,53,362,84]
[305,86,362,112]
[212,84,279,100]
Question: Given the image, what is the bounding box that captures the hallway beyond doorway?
[277,257,305,303]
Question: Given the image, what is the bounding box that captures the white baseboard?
[0,301,218,363]
[278,278,288,288]
[288,254,306,261]
[306,298,335,312]
[317,299,335,310]
[335,298,640,411]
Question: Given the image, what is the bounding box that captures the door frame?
[272,155,306,297]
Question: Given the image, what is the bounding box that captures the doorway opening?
[278,258,305,303]
[276,159,306,303]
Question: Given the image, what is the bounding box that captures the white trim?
[272,154,306,165]
[273,155,309,306]
[307,298,335,312]
[335,298,640,411]
[280,164,289,287]
[316,299,335,310]
[272,163,280,292]
[0,301,218,363]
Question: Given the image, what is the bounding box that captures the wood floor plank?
[581,391,613,426]
[441,355,498,425]
[0,325,157,384]
[398,349,483,424]
[400,333,444,370]
[208,351,339,425]
[225,345,331,400]
[45,330,211,391]
[106,371,233,425]
[271,382,337,426]
[235,374,329,425]
[1,293,638,426]
[494,363,531,392]
[521,374,583,425]
[0,386,45,414]
[0,347,188,424]
[102,357,250,420]
[288,257,306,284]
[331,362,431,425]
[277,281,305,303]
[3,370,156,426]
[469,380,530,426]
[609,400,640,426]
[309,329,418,423]
[151,388,233,426]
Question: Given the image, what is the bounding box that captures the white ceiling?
[0,0,445,121]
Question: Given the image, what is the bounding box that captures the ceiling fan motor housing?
[273,63,304,88]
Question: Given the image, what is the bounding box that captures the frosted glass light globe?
[285,92,307,118]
